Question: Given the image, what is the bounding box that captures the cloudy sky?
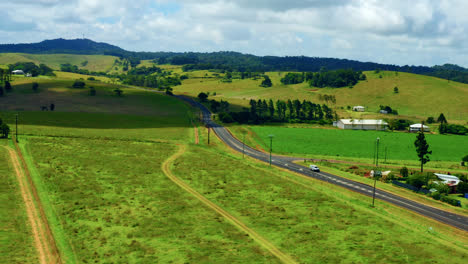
[1,0,468,67]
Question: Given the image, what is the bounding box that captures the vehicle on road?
[309,165,320,172]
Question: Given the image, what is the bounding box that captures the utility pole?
[207,126,210,145]
[242,132,246,159]
[15,114,18,142]
[372,137,380,207]
[268,134,274,166]
[384,146,387,163]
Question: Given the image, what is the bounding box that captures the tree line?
[9,62,55,77]
[279,69,366,88]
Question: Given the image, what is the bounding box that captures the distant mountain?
[0,38,125,55]
[2,38,468,84]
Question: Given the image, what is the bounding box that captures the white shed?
[410,123,430,132]
[434,173,461,186]
[337,119,388,130]
[352,106,365,112]
[12,69,25,75]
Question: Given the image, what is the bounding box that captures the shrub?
[87,77,96,81]
[431,192,441,200]
[440,195,461,207]
[407,173,427,189]
[32,82,39,92]
[400,167,409,177]
[72,80,86,88]
[218,112,234,123]
[89,87,96,96]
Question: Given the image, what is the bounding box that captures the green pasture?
[1,78,190,115]
[23,136,278,263]
[236,126,467,162]
[0,53,118,72]
[173,143,468,263]
[175,69,468,122]
[0,144,38,263]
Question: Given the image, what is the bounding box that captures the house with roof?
[434,173,461,193]
[337,119,388,130]
[12,69,25,75]
[352,106,365,112]
[410,123,430,132]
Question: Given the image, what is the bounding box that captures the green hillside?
[0,53,118,72]
[175,69,468,122]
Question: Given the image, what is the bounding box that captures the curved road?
[177,95,468,232]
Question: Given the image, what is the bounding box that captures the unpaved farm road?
[162,144,297,264]
[4,146,61,264]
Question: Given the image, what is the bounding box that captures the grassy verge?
[172,135,468,263]
[0,140,38,263]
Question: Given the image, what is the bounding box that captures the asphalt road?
[176,95,468,232]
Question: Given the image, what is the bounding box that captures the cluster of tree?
[120,74,181,89]
[308,69,366,88]
[9,62,55,77]
[439,123,468,135]
[223,99,335,124]
[72,80,86,88]
[387,119,412,130]
[379,105,398,115]
[0,69,12,97]
[0,117,10,138]
[126,65,161,75]
[60,63,108,76]
[318,94,336,104]
[278,69,365,88]
[260,75,272,87]
[280,72,305,84]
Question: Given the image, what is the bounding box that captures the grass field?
[229,125,468,162]
[23,136,279,263]
[171,140,468,263]
[175,69,468,122]
[2,75,468,263]
[0,53,118,72]
[0,142,38,263]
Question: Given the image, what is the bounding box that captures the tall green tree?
[267,99,275,117]
[437,113,447,123]
[197,92,208,102]
[0,123,10,138]
[260,75,272,87]
[414,130,432,172]
[4,81,11,92]
[32,82,39,92]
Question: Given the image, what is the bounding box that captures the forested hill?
[0,38,124,54]
[2,38,468,83]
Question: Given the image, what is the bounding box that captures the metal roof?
[339,119,388,125]
[410,123,429,128]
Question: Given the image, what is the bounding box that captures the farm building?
[352,106,365,112]
[409,123,430,132]
[12,69,25,75]
[434,173,461,193]
[337,119,388,130]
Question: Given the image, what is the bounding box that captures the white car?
[309,165,320,172]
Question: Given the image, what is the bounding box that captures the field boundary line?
[162,144,297,264]
[10,137,63,264]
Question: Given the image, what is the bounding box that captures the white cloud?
[1,0,468,66]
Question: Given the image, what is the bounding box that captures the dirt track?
[162,144,297,264]
[5,144,62,264]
